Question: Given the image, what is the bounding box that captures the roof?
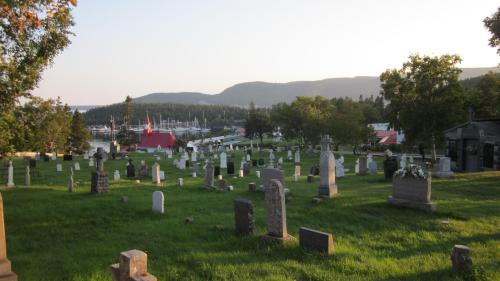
[138,130,176,148]
[444,119,500,136]
[376,130,397,145]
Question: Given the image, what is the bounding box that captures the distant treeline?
[84,102,249,127]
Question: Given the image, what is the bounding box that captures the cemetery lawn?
[1,152,499,281]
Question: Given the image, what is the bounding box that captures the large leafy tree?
[244,102,273,145]
[467,72,500,119]
[0,0,77,111]
[484,7,500,55]
[69,110,90,154]
[380,54,465,160]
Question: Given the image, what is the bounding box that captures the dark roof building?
[444,118,500,172]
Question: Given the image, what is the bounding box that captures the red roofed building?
[376,130,398,145]
[138,130,176,151]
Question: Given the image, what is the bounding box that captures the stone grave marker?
[68,168,74,192]
[436,157,454,178]
[262,168,286,192]
[204,159,215,188]
[357,155,368,175]
[110,249,157,281]
[139,160,148,179]
[126,159,135,178]
[152,191,164,214]
[7,161,14,188]
[451,245,472,274]
[152,162,160,185]
[0,193,17,280]
[233,198,255,236]
[25,165,30,186]
[220,152,227,169]
[294,150,301,165]
[318,135,338,198]
[114,170,120,181]
[56,164,62,172]
[74,162,80,171]
[299,227,334,255]
[262,179,294,242]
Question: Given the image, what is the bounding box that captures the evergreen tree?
[69,110,91,154]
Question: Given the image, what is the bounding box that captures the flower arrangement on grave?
[394,164,427,179]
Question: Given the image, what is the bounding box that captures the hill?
[132,67,498,107]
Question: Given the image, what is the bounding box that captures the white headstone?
[114,170,120,181]
[89,158,94,167]
[160,171,165,180]
[192,172,197,178]
[287,150,293,160]
[83,152,89,160]
[7,161,14,187]
[336,158,345,178]
[246,154,251,161]
[51,153,57,161]
[239,169,244,178]
[218,174,223,180]
[294,150,301,164]
[355,158,359,174]
[436,157,454,178]
[178,178,183,186]
[368,161,378,175]
[220,152,227,169]
[178,157,186,170]
[229,143,233,151]
[256,170,261,178]
[152,191,164,214]
[56,164,62,172]
[74,162,80,171]
[191,152,197,162]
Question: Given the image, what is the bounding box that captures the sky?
[32,0,500,105]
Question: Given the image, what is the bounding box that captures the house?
[369,123,405,145]
[138,130,176,152]
[444,118,500,172]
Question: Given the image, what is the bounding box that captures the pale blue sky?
[32,0,499,105]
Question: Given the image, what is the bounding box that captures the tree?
[484,7,500,55]
[116,127,140,146]
[467,72,500,119]
[0,0,77,111]
[69,110,90,154]
[380,54,465,160]
[122,95,134,128]
[244,102,273,145]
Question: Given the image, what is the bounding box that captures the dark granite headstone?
[29,159,37,168]
[214,166,221,177]
[383,156,398,179]
[252,159,258,167]
[243,163,250,177]
[299,227,334,254]
[246,149,252,156]
[63,154,73,161]
[258,159,265,166]
[233,198,255,236]
[310,165,320,176]
[126,160,135,178]
[227,162,235,175]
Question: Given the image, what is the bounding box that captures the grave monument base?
[318,184,338,198]
[387,196,436,211]
[260,234,296,245]
[0,259,17,281]
[91,171,109,193]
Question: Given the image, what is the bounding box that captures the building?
[444,118,500,172]
[138,131,176,152]
[369,123,405,145]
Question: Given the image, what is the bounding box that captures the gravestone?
[262,180,294,242]
[336,157,345,178]
[83,151,89,160]
[252,159,257,167]
[234,198,255,236]
[160,171,165,180]
[110,249,157,281]
[25,166,30,186]
[451,245,472,274]
[91,149,109,193]
[388,173,436,211]
[400,154,407,169]
[294,150,301,165]
[227,162,235,175]
[268,151,275,167]
[152,162,160,185]
[294,165,301,177]
[56,164,62,172]
[29,159,36,169]
[243,163,250,177]
[89,158,94,167]
[368,161,378,175]
[246,154,251,162]
[310,165,320,176]
[287,150,293,160]
[6,161,14,188]
[214,166,221,177]
[258,159,265,167]
[114,170,120,181]
[190,152,197,162]
[204,159,215,188]
[178,155,187,170]
[220,152,227,169]
[74,162,80,171]
[383,156,398,180]
[68,168,74,192]
[357,155,368,176]
[436,157,454,178]
[299,227,334,255]
[0,193,17,281]
[262,168,286,192]
[152,191,164,214]
[63,154,73,161]
[256,170,261,178]
[51,153,57,161]
[126,160,135,178]
[318,135,338,198]
[139,161,148,179]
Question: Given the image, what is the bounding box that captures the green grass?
[1,151,499,281]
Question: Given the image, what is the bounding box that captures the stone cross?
[110,249,157,281]
[0,192,17,280]
[6,161,14,188]
[264,179,289,239]
[152,191,164,214]
[318,135,337,198]
[95,148,105,172]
